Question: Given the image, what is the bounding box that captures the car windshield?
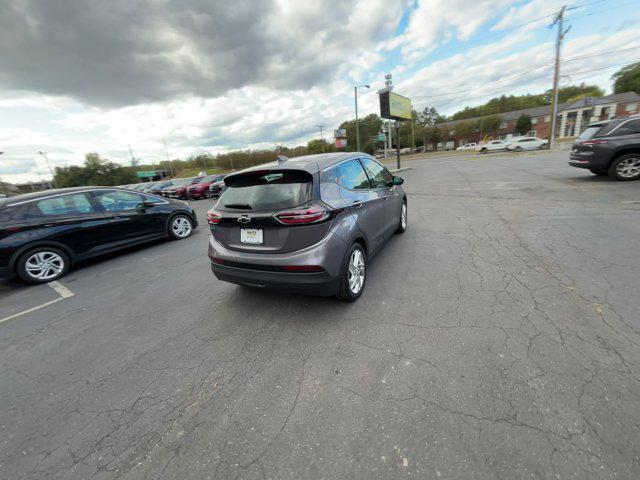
[578,126,602,140]
[217,170,312,212]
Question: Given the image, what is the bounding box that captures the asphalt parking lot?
[1,150,640,479]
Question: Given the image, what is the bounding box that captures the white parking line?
[0,281,74,325]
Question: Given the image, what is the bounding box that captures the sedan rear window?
[218,170,312,212]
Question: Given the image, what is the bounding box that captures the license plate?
[241,228,263,244]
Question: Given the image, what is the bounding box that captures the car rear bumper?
[207,228,347,296]
[210,262,340,296]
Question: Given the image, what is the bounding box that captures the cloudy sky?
[1,0,639,183]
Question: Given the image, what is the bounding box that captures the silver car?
[207,152,407,301]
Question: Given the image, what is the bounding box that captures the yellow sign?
[389,92,412,120]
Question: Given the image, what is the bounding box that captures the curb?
[390,166,412,174]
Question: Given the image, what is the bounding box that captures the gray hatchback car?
[207,152,407,301]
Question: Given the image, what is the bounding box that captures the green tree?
[515,114,532,135]
[54,153,137,187]
[482,115,502,135]
[612,62,640,95]
[339,113,383,154]
[307,139,335,154]
[418,106,446,125]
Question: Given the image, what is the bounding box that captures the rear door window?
[30,193,95,217]
[337,159,371,190]
[93,190,145,212]
[219,170,312,212]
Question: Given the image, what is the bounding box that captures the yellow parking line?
[0,281,74,325]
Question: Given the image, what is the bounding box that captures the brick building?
[435,91,640,149]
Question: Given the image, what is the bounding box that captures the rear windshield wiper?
[224,203,252,210]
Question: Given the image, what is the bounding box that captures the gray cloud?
[0,0,393,107]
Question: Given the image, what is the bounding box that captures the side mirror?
[392,176,404,186]
[138,201,155,209]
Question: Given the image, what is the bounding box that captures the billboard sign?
[379,91,412,121]
[334,128,347,139]
[335,139,347,149]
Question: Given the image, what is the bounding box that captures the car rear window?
[218,170,312,212]
[578,125,603,140]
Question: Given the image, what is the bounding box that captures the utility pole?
[317,125,326,152]
[0,151,7,195]
[548,5,572,149]
[354,84,370,152]
[385,74,393,154]
[162,137,175,177]
[411,114,415,153]
[38,151,56,188]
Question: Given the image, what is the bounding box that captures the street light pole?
[0,151,7,195]
[38,151,56,188]
[354,84,369,152]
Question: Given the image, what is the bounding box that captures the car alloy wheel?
[615,156,640,180]
[24,251,65,281]
[170,216,193,238]
[396,201,407,233]
[17,247,70,284]
[348,249,365,295]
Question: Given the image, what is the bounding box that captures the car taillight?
[211,257,225,265]
[583,139,608,146]
[207,209,222,224]
[275,206,329,225]
[281,265,325,272]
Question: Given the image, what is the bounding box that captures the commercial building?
[435,91,640,149]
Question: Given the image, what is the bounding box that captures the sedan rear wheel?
[609,154,640,181]
[169,215,193,239]
[337,244,366,302]
[17,247,69,284]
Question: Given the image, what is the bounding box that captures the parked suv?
[570,114,640,180]
[207,153,407,302]
[0,187,197,283]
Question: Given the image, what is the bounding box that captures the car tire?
[608,154,640,181]
[16,247,70,284]
[204,190,213,199]
[336,243,366,302]
[396,200,407,234]
[589,169,608,177]
[168,214,194,239]
[514,146,523,152]
[480,148,487,154]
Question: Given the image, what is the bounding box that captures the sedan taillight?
[207,209,222,224]
[275,206,330,225]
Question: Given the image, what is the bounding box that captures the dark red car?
[160,176,204,199]
[186,174,226,200]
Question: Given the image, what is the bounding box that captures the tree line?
[53,64,640,187]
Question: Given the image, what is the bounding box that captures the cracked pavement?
[1,150,640,479]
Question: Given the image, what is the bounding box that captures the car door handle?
[352,201,363,209]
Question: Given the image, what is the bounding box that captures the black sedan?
[0,187,197,284]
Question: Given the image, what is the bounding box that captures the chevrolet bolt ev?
[207,153,407,302]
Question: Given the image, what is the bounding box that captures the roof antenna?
[277,155,288,164]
